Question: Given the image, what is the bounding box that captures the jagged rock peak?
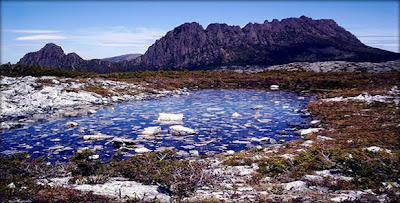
[41,43,64,54]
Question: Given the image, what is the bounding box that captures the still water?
[1,89,312,162]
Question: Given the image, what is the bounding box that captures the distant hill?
[102,54,142,62]
[18,16,400,73]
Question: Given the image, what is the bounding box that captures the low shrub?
[70,149,104,177]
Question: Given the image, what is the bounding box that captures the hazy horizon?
[1,1,399,64]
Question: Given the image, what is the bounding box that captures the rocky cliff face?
[137,16,399,69]
[17,16,399,72]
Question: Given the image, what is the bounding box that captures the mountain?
[137,16,399,69]
[18,43,85,70]
[18,43,139,73]
[103,54,142,62]
[17,16,399,72]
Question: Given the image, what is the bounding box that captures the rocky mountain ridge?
[17,16,399,72]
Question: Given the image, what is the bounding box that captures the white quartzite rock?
[284,180,307,191]
[295,128,323,136]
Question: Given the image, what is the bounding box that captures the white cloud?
[5,29,60,34]
[69,26,166,48]
[16,35,66,41]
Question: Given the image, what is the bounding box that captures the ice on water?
[1,89,312,162]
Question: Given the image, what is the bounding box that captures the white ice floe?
[157,113,184,123]
[232,112,241,118]
[142,126,162,135]
[112,137,135,144]
[168,125,196,136]
[83,135,114,140]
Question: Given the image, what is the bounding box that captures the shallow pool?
[1,89,313,162]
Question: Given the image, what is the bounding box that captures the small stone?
[8,182,16,189]
[87,109,97,114]
[301,140,314,147]
[303,175,323,183]
[270,85,279,90]
[189,150,199,156]
[365,146,391,153]
[226,150,235,155]
[310,120,321,125]
[284,180,307,190]
[317,135,335,141]
[295,128,323,136]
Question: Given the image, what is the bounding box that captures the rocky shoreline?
[0,76,187,131]
[217,59,400,73]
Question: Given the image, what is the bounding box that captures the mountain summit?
[17,16,399,72]
[137,16,398,69]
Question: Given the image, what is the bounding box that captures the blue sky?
[1,1,399,64]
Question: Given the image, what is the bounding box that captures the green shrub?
[257,158,289,176]
[70,149,104,177]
